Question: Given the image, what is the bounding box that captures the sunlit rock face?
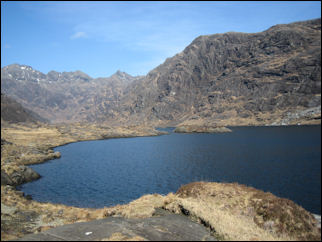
[115,18,321,126]
[1,18,320,126]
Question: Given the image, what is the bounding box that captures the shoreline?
[18,123,321,214]
[1,122,170,240]
[2,122,320,197]
[1,122,321,240]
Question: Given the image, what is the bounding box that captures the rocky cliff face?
[113,18,321,126]
[1,18,321,126]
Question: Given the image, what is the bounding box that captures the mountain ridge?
[1,18,321,126]
[106,18,321,126]
[1,64,140,123]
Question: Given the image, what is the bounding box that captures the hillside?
[1,18,321,126]
[1,93,47,124]
[113,18,321,126]
[1,66,140,123]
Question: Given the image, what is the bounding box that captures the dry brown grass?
[166,182,321,241]
[174,124,232,133]
[101,232,146,241]
[116,194,165,218]
[1,122,164,240]
[177,103,320,127]
[2,181,320,241]
[1,122,320,241]
[250,189,320,241]
[1,122,163,185]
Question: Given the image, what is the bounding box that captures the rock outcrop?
[1,170,13,186]
[1,166,40,187]
[6,166,41,186]
[14,210,217,241]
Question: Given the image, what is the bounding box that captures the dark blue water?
[19,125,321,214]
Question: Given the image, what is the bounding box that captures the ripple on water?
[19,126,321,214]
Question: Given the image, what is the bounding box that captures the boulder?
[10,166,41,186]
[1,170,13,185]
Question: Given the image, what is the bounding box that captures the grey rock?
[9,166,41,186]
[272,106,321,125]
[15,210,217,241]
[1,170,13,186]
[313,214,321,229]
[22,167,41,183]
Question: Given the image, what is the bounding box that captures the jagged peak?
[2,63,34,71]
[114,70,132,77]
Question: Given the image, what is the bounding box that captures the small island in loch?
[1,3,321,241]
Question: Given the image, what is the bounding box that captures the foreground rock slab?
[15,209,217,241]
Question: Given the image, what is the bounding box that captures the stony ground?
[14,209,218,241]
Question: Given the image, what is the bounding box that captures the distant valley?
[1,18,321,126]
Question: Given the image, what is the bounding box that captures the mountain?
[111,18,321,126]
[1,65,139,123]
[1,93,47,124]
[1,18,321,126]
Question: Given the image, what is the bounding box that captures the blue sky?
[1,1,321,78]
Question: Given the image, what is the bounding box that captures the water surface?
[19,125,321,214]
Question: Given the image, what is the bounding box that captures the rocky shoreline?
[1,122,169,240]
[1,122,165,185]
[1,122,321,241]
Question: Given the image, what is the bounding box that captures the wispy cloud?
[5,2,320,77]
[71,15,199,57]
[25,2,203,55]
[70,31,87,39]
